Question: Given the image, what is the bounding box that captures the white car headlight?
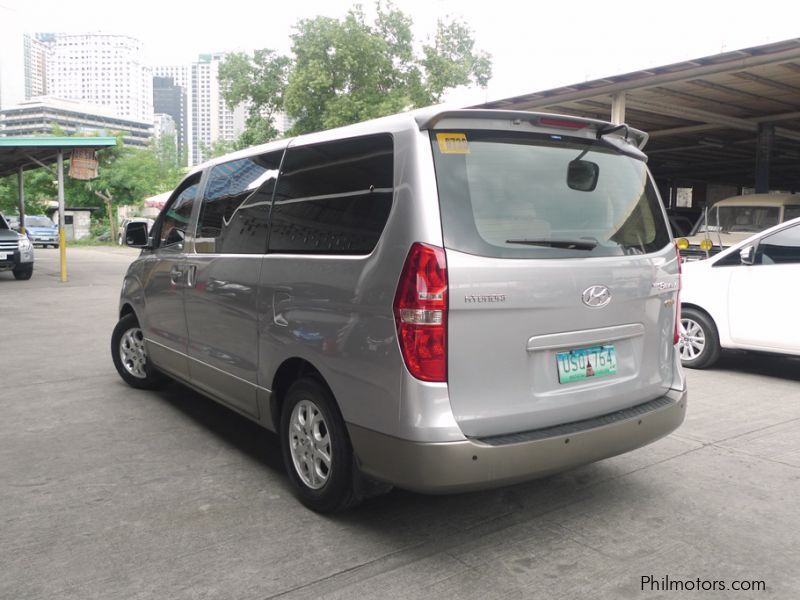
[18,237,33,251]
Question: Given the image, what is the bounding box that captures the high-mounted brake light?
[393,243,448,382]
[538,117,588,130]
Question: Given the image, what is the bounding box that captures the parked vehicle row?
[112,107,686,512]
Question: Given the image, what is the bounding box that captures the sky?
[2,0,800,105]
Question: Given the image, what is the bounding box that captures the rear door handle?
[186,265,197,288]
[273,292,291,326]
[169,266,184,285]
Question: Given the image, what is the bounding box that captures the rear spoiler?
[415,109,649,152]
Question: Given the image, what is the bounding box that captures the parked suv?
[112,108,687,512]
[0,212,34,280]
[24,215,59,248]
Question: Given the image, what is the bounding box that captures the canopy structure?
[0,136,117,281]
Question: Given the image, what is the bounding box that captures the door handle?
[186,265,197,288]
[169,266,184,285]
[273,292,291,327]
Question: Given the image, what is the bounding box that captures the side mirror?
[125,221,150,248]
[567,159,599,191]
[739,245,755,265]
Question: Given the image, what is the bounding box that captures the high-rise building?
[23,34,50,99]
[45,33,154,124]
[0,6,25,109]
[153,113,177,142]
[156,54,248,165]
[152,65,188,91]
[190,53,246,165]
[153,75,187,164]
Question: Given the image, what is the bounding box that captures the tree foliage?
[217,1,492,141]
[218,49,292,148]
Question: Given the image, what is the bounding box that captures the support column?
[755,123,774,193]
[57,149,67,283]
[611,91,627,124]
[17,168,26,235]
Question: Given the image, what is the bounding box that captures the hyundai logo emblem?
[582,285,611,308]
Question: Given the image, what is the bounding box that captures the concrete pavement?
[1,246,798,599]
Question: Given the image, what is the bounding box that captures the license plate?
[0,252,8,259]
[556,345,617,383]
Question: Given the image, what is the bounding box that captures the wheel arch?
[681,302,715,324]
[119,302,137,320]
[269,357,338,433]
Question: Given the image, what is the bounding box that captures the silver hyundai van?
[112,108,687,512]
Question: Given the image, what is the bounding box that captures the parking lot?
[1,247,799,599]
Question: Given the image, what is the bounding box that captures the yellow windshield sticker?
[436,133,470,154]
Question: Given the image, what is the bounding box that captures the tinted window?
[757,224,800,264]
[196,151,283,254]
[158,178,200,250]
[268,134,394,255]
[431,130,670,259]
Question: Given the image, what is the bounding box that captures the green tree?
[218,49,292,147]
[217,1,492,141]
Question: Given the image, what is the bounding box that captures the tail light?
[393,243,448,382]
[674,246,682,345]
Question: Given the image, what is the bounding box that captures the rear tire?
[13,264,33,280]
[280,378,360,513]
[679,307,721,369]
[111,313,168,389]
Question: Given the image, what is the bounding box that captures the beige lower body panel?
[349,389,687,494]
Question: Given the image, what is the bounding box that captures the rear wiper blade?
[505,239,597,250]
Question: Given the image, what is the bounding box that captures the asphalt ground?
[1,246,799,599]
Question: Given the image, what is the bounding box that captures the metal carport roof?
[476,38,800,193]
[0,136,117,177]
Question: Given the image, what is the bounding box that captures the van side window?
[196,151,283,254]
[157,179,200,250]
[269,134,394,255]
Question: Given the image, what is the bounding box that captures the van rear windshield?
[430,130,670,259]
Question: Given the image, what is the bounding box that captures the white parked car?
[679,216,800,368]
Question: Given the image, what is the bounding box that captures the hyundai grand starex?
[112,108,687,512]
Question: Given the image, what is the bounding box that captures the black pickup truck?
[0,212,34,280]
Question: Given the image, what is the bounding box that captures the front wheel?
[111,313,168,389]
[13,264,33,280]
[280,378,359,513]
[679,307,721,369]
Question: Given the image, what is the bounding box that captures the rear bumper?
[349,387,687,493]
